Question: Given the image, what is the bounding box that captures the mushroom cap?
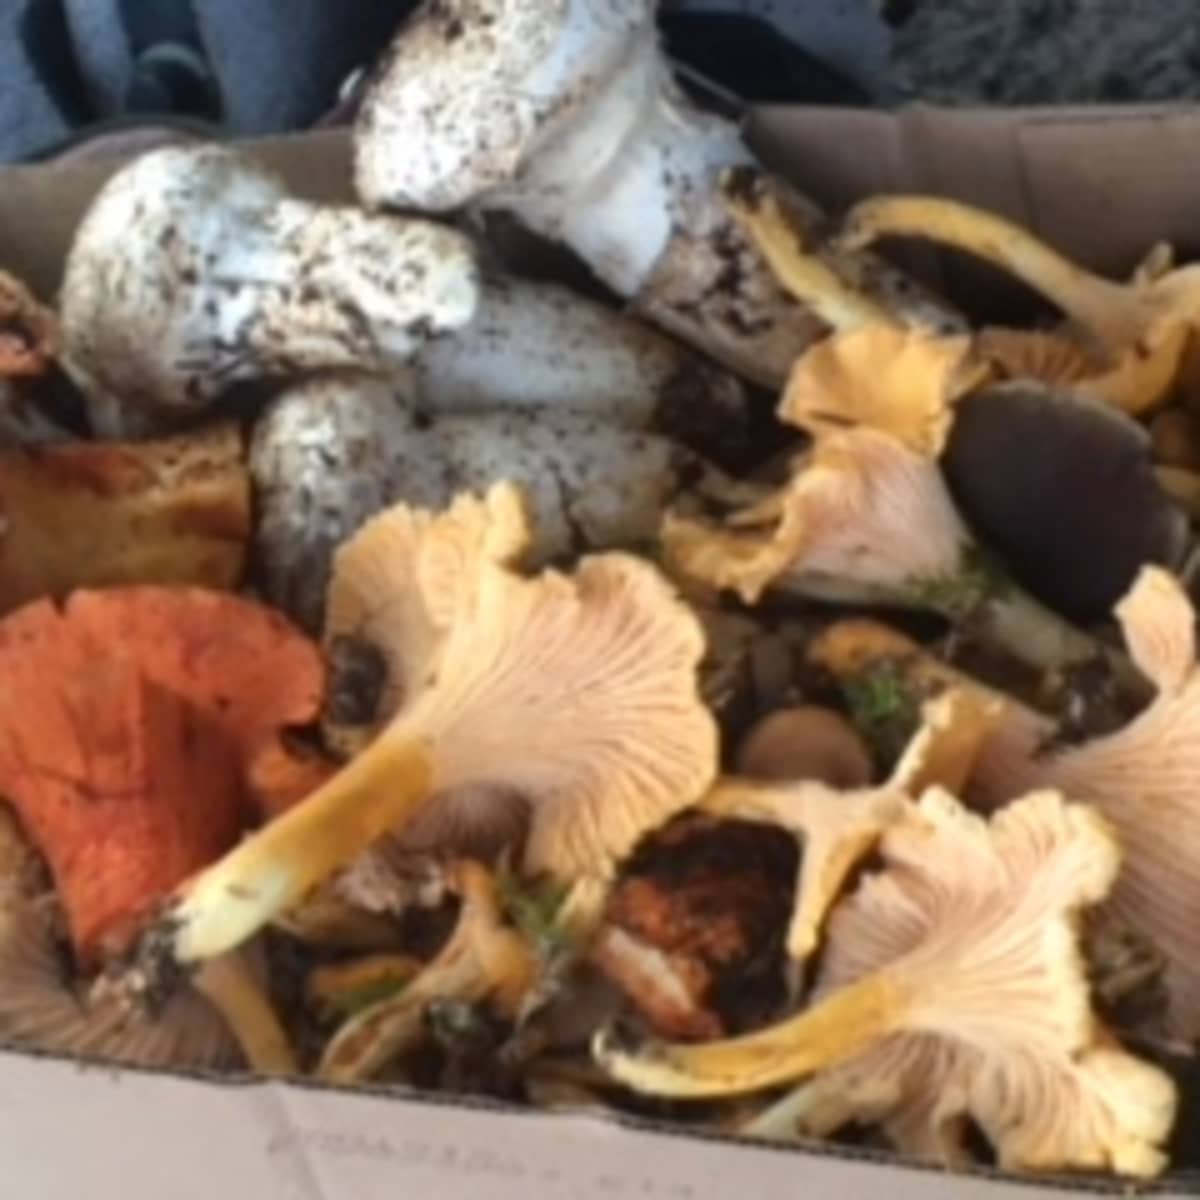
[988,567,1200,1042]
[796,788,1174,1176]
[0,588,324,959]
[61,144,481,434]
[0,808,238,1070]
[735,706,874,787]
[0,421,250,617]
[662,427,970,607]
[942,381,1189,622]
[779,325,985,458]
[326,482,719,877]
[251,372,717,631]
[354,0,654,212]
[601,787,1177,1177]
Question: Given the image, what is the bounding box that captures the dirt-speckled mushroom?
[250,372,740,631]
[59,144,481,437]
[352,0,958,388]
[415,275,752,464]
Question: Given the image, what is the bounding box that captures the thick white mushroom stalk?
[59,145,481,437]
[250,372,742,631]
[353,0,955,388]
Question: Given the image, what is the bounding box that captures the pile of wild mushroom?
[3,0,1200,1184]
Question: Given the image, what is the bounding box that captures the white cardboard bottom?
[0,1049,1182,1199]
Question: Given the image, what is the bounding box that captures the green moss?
[841,659,925,769]
[496,869,573,962]
[909,546,1011,621]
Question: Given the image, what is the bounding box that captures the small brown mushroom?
[735,706,874,786]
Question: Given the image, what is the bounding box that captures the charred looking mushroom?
[250,373,742,632]
[352,0,958,388]
[59,144,481,437]
[136,483,718,977]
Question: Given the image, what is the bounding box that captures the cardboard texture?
[2,103,1200,1197]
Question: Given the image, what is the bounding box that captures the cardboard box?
[1,103,1199,1198]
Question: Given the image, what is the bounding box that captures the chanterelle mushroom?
[701,688,1003,965]
[139,482,717,974]
[662,424,1114,679]
[59,144,480,437]
[837,194,1200,417]
[352,1,956,387]
[318,861,538,1082]
[251,372,738,631]
[811,572,1200,1047]
[597,788,1177,1179]
[776,324,1190,625]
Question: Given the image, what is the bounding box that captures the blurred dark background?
[2,0,1199,166]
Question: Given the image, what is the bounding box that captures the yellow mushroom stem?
[306,954,423,1011]
[167,730,434,965]
[838,195,1152,347]
[719,170,901,332]
[317,863,538,1083]
[596,969,902,1098]
[190,953,298,1075]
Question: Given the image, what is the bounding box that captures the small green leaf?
[496,869,573,961]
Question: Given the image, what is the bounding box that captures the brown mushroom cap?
[735,706,874,787]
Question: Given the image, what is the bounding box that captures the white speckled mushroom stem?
[497,34,823,388]
[412,276,748,435]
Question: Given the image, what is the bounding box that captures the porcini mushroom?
[596,788,1177,1178]
[59,144,481,437]
[251,373,738,631]
[413,275,752,464]
[352,1,955,387]
[0,420,251,615]
[837,194,1200,417]
[138,482,718,975]
[662,424,1114,678]
[317,861,538,1082]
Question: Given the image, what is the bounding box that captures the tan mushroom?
[734,706,873,786]
[662,425,1107,678]
[140,482,718,974]
[701,688,1002,964]
[837,194,1200,417]
[813,569,1200,1044]
[317,861,538,1082]
[596,788,1176,1178]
